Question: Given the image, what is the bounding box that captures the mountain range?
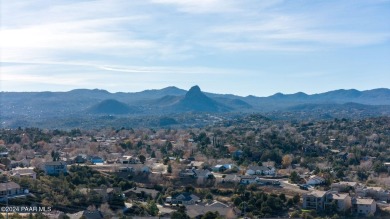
[1,86,390,128]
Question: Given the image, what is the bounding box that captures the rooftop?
[332,181,357,187]
[355,198,375,205]
[307,190,327,198]
[44,161,67,166]
[0,182,20,191]
[328,193,350,200]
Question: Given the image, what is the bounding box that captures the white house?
[0,182,27,201]
[353,198,376,216]
[246,165,275,176]
[306,175,325,185]
[356,186,390,202]
[331,181,358,192]
[10,167,36,179]
[166,193,200,205]
[240,175,259,184]
[325,192,352,212]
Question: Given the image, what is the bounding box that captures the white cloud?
[2,0,389,64]
[149,0,240,14]
[1,0,389,93]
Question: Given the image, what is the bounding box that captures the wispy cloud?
[149,0,240,14]
[2,0,389,63]
[1,0,389,94]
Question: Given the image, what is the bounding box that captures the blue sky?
[1,0,389,96]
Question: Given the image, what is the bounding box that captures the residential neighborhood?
[0,115,389,219]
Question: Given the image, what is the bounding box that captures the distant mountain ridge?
[1,86,390,128]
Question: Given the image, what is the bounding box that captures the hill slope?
[88,99,137,114]
[172,86,231,112]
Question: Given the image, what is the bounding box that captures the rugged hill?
[171,86,231,112]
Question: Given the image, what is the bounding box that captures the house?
[0,182,26,201]
[356,186,390,202]
[232,150,243,158]
[10,167,36,179]
[221,174,240,184]
[79,186,119,202]
[306,175,325,185]
[331,181,358,192]
[384,162,390,171]
[246,165,275,176]
[179,169,215,184]
[90,156,104,165]
[324,192,352,212]
[118,166,134,173]
[60,157,74,165]
[212,165,227,172]
[118,156,140,164]
[304,190,353,212]
[151,163,165,173]
[240,175,259,185]
[0,151,8,158]
[44,161,67,176]
[186,201,236,219]
[187,161,204,169]
[71,154,87,164]
[127,164,150,173]
[166,193,200,205]
[303,190,327,211]
[337,152,348,161]
[179,169,196,178]
[124,187,160,199]
[352,198,376,216]
[212,164,236,173]
[82,210,104,219]
[193,169,214,180]
[10,158,31,168]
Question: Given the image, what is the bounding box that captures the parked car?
[299,184,309,190]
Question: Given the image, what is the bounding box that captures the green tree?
[205,193,213,200]
[167,164,172,174]
[108,192,125,210]
[279,193,286,202]
[171,206,190,219]
[234,197,242,206]
[147,200,159,216]
[201,211,221,219]
[289,171,300,184]
[138,155,146,164]
[293,194,300,204]
[51,150,60,161]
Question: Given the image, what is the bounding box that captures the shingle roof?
[0,182,20,191]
